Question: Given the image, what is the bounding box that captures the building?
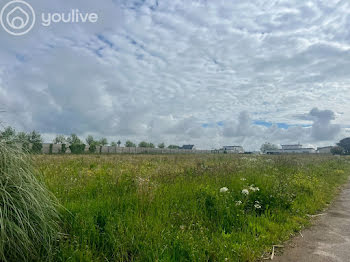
[222,146,244,154]
[266,144,316,154]
[281,144,302,150]
[317,146,333,154]
[180,145,195,150]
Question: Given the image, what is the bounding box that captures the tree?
[337,138,350,155]
[17,132,30,151]
[28,131,43,154]
[331,146,344,155]
[117,140,121,147]
[125,140,136,147]
[85,135,95,146]
[111,141,117,147]
[53,135,66,144]
[168,145,179,149]
[99,138,108,146]
[16,132,29,142]
[260,142,279,153]
[67,134,81,145]
[67,134,85,154]
[158,143,165,149]
[138,141,149,148]
[149,143,155,148]
[0,126,16,141]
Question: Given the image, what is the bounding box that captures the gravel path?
[274,182,350,262]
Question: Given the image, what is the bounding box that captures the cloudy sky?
[1,0,350,150]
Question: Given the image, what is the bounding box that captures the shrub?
[69,144,86,154]
[0,141,59,261]
[60,144,67,154]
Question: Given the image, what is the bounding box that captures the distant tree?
[331,146,344,155]
[168,145,179,149]
[16,132,29,142]
[149,143,155,148]
[99,138,108,146]
[337,138,350,155]
[138,141,148,148]
[53,135,66,144]
[117,140,121,147]
[0,126,16,141]
[125,140,136,147]
[28,131,43,154]
[158,143,165,149]
[17,132,30,151]
[85,135,95,146]
[67,134,85,154]
[111,141,117,147]
[260,142,279,153]
[67,134,81,145]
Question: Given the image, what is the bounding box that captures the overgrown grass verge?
[0,142,59,261]
[36,154,350,261]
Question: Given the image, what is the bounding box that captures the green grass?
[35,154,350,261]
[0,142,59,262]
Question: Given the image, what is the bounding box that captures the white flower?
[254,203,262,209]
[235,200,242,206]
[240,178,246,181]
[254,201,262,209]
[220,187,229,193]
[242,189,249,195]
[249,185,260,192]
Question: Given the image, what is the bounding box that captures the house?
[281,144,302,150]
[222,146,244,154]
[317,146,333,154]
[180,145,195,150]
[266,144,316,154]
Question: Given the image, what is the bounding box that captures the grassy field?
[34,154,350,261]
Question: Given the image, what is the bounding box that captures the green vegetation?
[35,154,350,261]
[0,141,59,262]
[138,141,155,148]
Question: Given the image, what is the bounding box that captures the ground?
[275,181,350,261]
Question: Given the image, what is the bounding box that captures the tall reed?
[0,142,59,261]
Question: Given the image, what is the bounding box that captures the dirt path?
[274,182,350,262]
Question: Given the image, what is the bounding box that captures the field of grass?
[34,154,350,261]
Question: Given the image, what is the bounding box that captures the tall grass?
[37,154,350,261]
[0,142,59,261]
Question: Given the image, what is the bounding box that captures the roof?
[317,146,333,150]
[181,145,194,150]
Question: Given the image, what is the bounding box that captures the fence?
[40,143,213,155]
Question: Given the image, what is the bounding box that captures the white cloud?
[1,0,349,150]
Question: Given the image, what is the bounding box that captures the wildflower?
[220,187,229,193]
[254,201,262,209]
[235,200,242,206]
[249,185,260,192]
[240,178,246,181]
[242,189,249,195]
[254,203,262,209]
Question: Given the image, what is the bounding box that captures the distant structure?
[266,144,316,154]
[317,146,333,154]
[222,146,244,154]
[180,145,195,150]
[281,144,303,150]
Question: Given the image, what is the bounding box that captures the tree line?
[0,126,181,154]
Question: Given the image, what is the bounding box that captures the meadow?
[34,154,350,261]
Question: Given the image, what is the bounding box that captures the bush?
[0,141,59,261]
[60,144,67,154]
[69,143,86,154]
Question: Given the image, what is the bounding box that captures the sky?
[0,0,350,150]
